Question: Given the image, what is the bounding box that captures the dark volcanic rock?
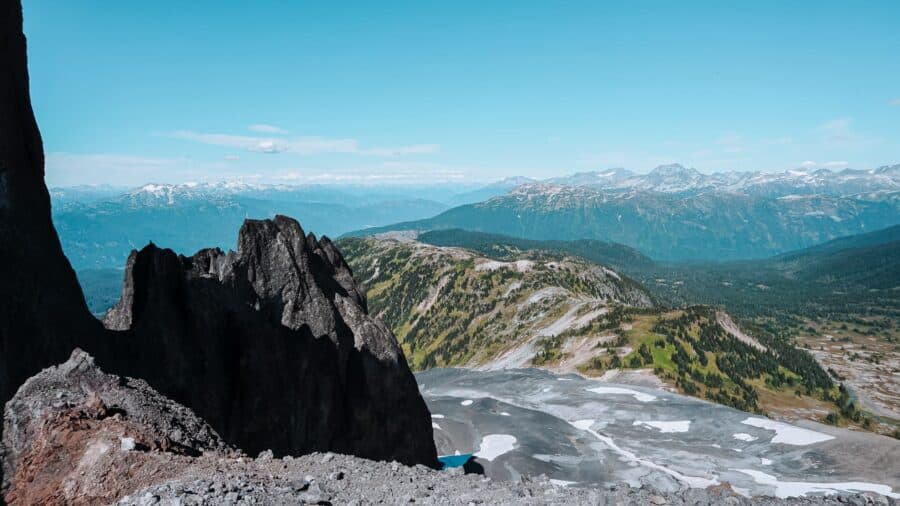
[0,0,436,486]
[0,3,106,497]
[101,215,437,465]
[0,0,102,418]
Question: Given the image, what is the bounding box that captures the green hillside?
[337,235,892,435]
[337,236,653,370]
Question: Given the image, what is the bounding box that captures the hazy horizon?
[46,161,900,191]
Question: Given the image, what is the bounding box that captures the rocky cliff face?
[0,0,436,486]
[0,0,102,419]
[100,215,437,464]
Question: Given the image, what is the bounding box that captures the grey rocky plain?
[2,351,895,505]
[117,453,895,506]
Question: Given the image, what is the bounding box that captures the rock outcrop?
[100,215,437,465]
[1,350,232,504]
[0,0,436,487]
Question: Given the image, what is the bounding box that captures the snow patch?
[732,433,757,442]
[633,420,691,433]
[571,419,595,430]
[461,399,474,406]
[475,260,534,273]
[741,418,834,446]
[474,434,517,461]
[586,386,656,402]
[733,469,898,499]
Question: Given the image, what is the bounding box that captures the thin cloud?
[271,161,470,184]
[45,152,228,187]
[163,130,437,157]
[814,118,880,149]
[362,144,440,156]
[889,98,900,106]
[798,160,849,169]
[816,118,853,142]
[248,124,288,134]
[166,131,288,153]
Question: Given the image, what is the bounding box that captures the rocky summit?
[100,215,437,465]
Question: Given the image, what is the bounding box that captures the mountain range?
[522,163,900,197]
[52,163,900,270]
[351,166,900,261]
[51,182,454,270]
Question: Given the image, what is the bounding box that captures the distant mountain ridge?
[51,182,454,270]
[544,163,900,197]
[350,182,900,261]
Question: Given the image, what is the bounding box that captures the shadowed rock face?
[0,0,103,418]
[100,215,437,464]
[0,0,437,485]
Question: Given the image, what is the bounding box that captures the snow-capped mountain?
[534,163,900,198]
[353,175,900,261]
[50,182,452,270]
[118,181,289,207]
[546,168,636,187]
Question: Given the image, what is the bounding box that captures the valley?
[794,318,900,425]
[79,225,899,439]
[71,201,900,440]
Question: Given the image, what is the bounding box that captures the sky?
[24,0,900,187]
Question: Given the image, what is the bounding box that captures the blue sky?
[24,1,900,187]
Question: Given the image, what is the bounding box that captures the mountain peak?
[648,163,700,177]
